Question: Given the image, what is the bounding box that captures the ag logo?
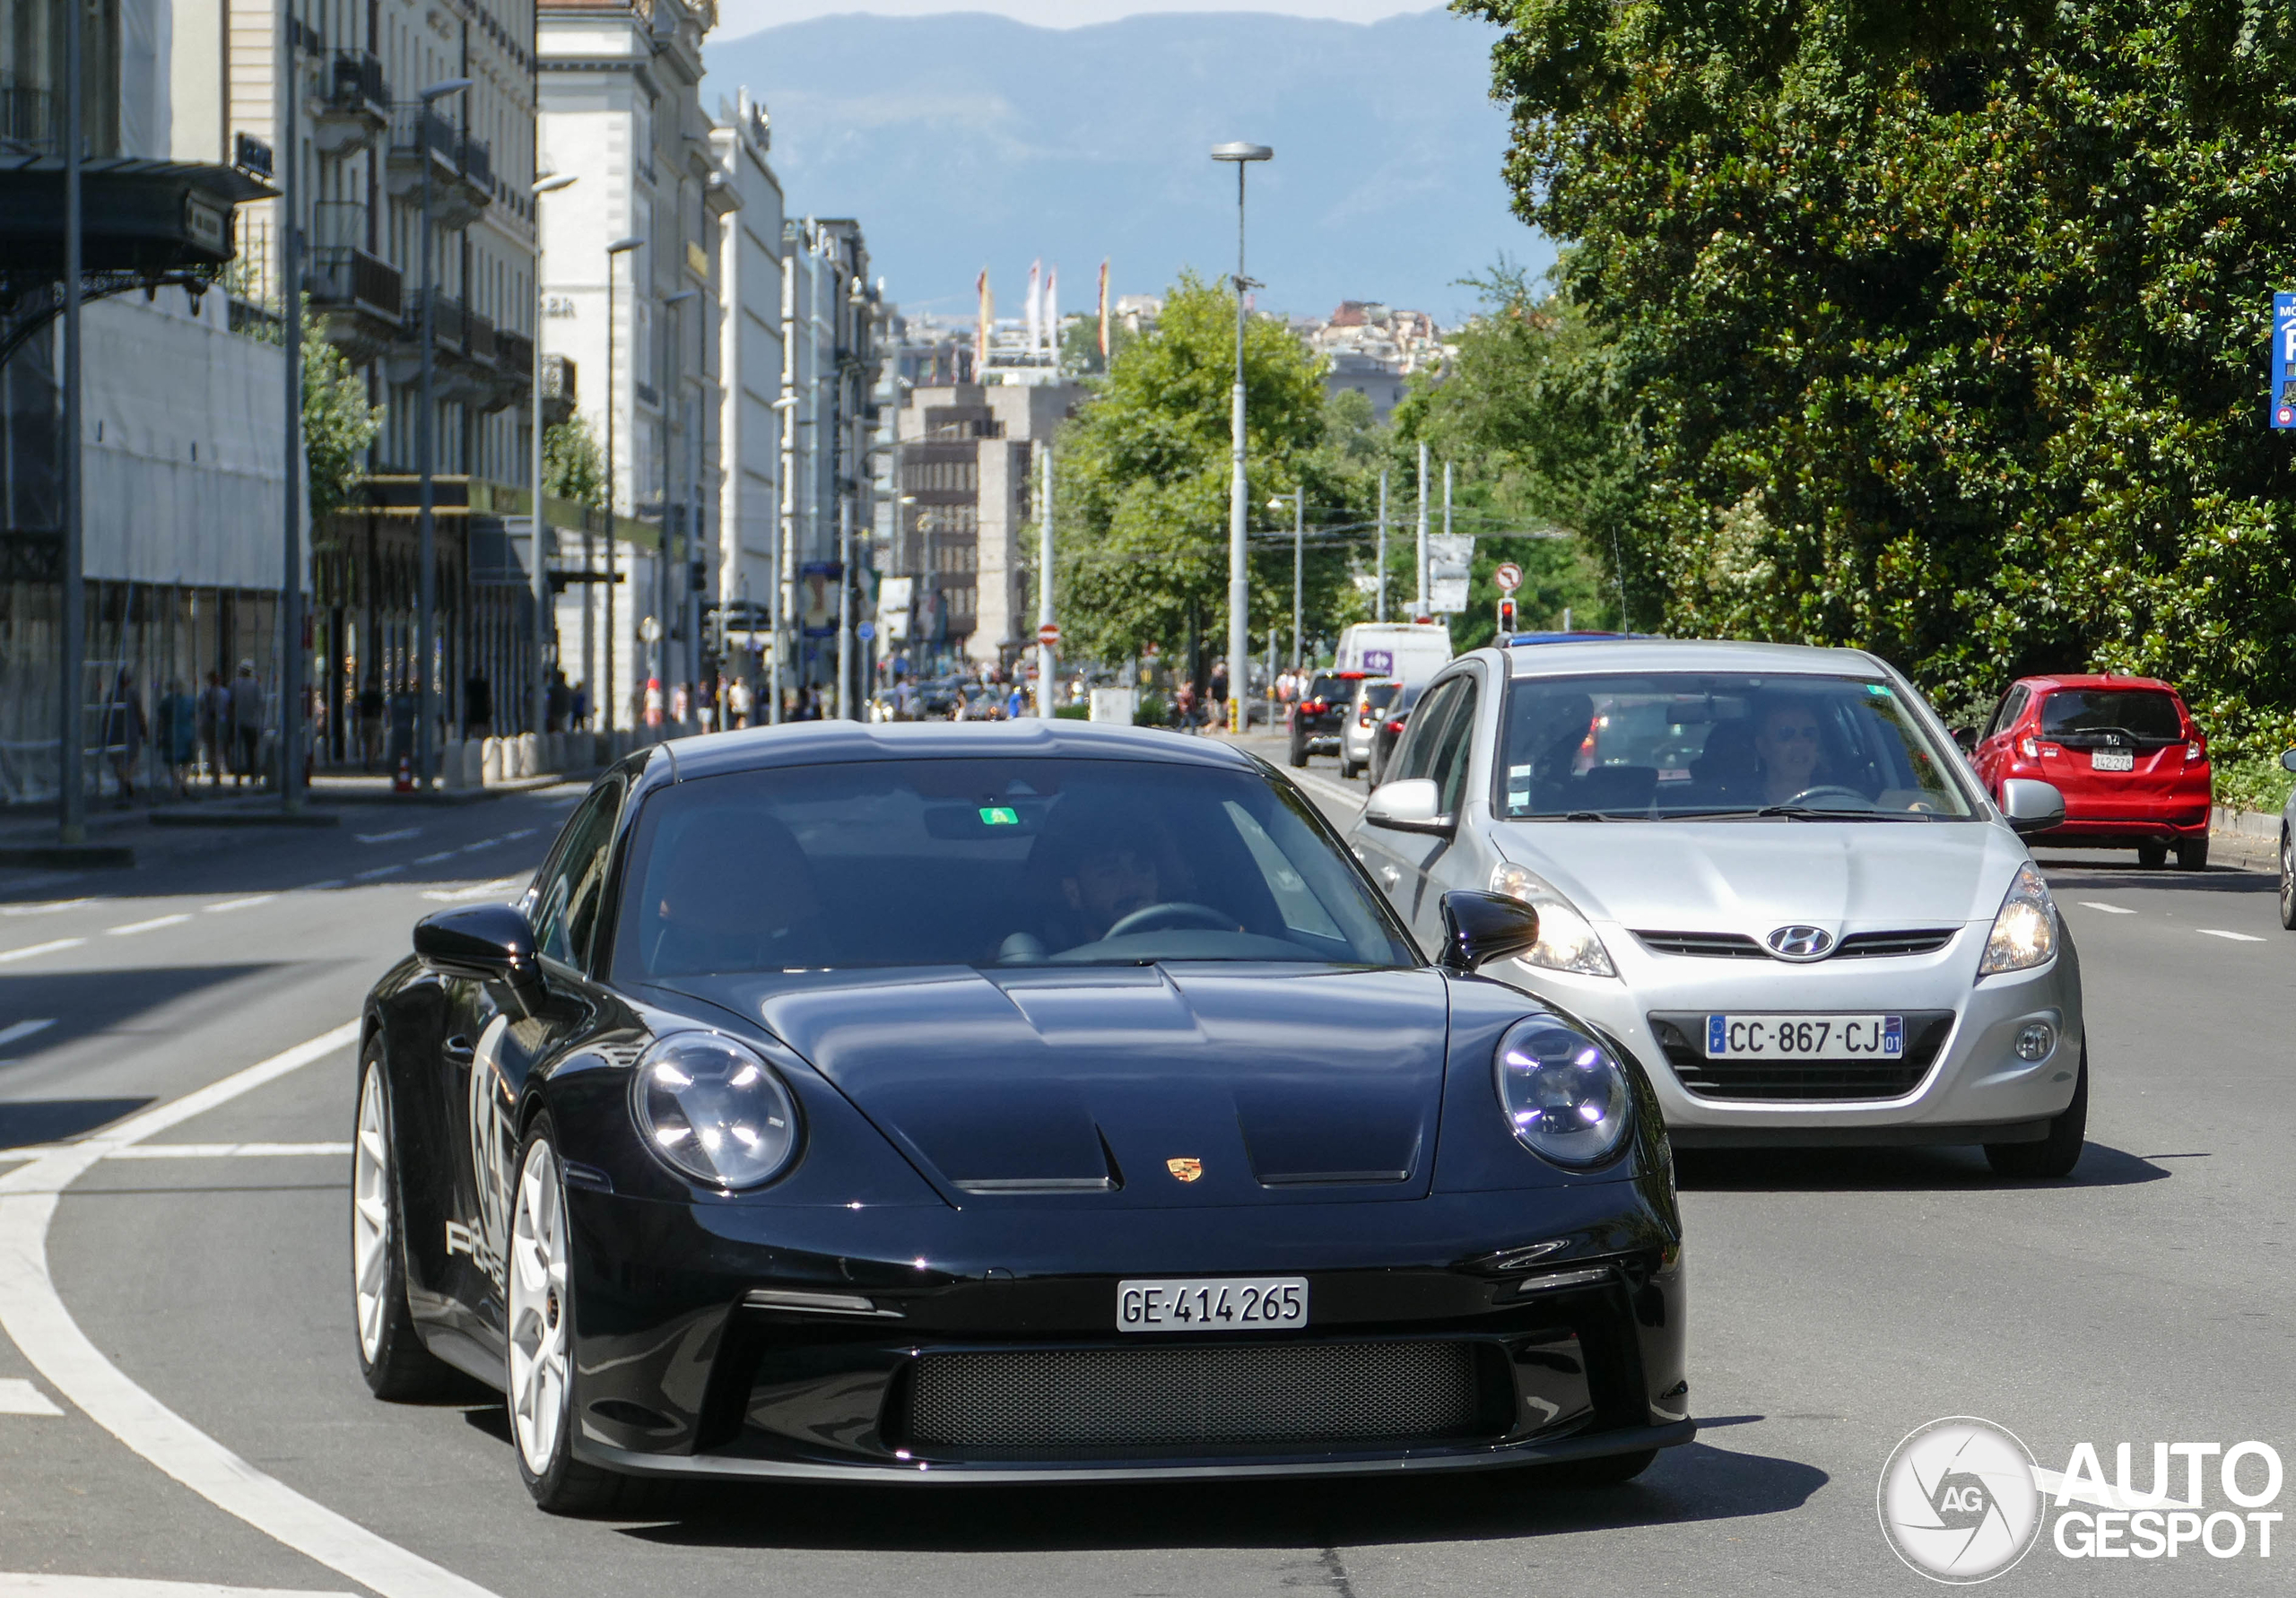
[1165,1158,1203,1183]
[1766,925,1835,961]
[1878,1416,2043,1584]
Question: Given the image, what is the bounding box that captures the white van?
[1333,622,1453,688]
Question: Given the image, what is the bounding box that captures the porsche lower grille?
[902,1342,1482,1454]
[1649,1012,1954,1101]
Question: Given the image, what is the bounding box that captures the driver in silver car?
[1753,696,1828,806]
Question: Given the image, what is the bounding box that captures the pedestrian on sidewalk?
[155,677,197,800]
[228,659,265,787]
[101,667,148,807]
[357,674,386,771]
[726,674,754,728]
[199,670,230,787]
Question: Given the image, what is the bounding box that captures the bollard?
[481,737,503,787]
[516,732,538,779]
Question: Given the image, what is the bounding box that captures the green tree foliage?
[1462,0,2296,747]
[1053,274,1353,672]
[544,417,606,510]
[302,308,383,527]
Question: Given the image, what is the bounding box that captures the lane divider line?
[2198,928,2266,942]
[107,915,194,937]
[0,1576,353,1598]
[0,1376,63,1415]
[204,896,278,914]
[0,1019,56,1048]
[2075,901,2135,915]
[352,865,404,882]
[0,899,94,918]
[0,1020,503,1598]
[0,938,86,965]
[353,829,421,846]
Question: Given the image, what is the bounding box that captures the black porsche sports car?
[351,722,1692,1512]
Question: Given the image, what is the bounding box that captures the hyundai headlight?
[1979,862,2058,977]
[1490,863,1618,977]
[1495,1014,1634,1168]
[631,1032,800,1189]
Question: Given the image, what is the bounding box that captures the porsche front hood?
[659,964,1450,1206]
[1494,818,2023,934]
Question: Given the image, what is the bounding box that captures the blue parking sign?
[2275,292,2296,429]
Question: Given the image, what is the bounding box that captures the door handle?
[443,1034,475,1065]
[1378,865,1400,886]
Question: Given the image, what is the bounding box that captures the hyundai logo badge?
[1766,925,1835,960]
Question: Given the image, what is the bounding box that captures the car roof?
[1500,637,1885,679]
[2013,673,2179,695]
[651,718,1265,785]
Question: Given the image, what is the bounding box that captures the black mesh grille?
[903,1342,1481,1452]
[1636,928,1957,960]
[1835,928,1957,959]
[1634,930,1766,959]
[1649,1012,1954,1101]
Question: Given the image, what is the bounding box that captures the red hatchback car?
[1969,673,2212,868]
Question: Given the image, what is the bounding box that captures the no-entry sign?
[1037,622,1061,647]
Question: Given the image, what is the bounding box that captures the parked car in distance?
[1968,674,2210,870]
[1338,680,1400,779]
[1288,671,1364,767]
[1368,682,1428,787]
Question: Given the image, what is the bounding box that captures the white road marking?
[457,838,501,853]
[0,1019,56,1048]
[0,938,87,964]
[418,878,523,904]
[0,1377,62,1415]
[0,1577,353,1598]
[106,1142,354,1160]
[352,864,404,882]
[1288,767,1368,813]
[0,1020,504,1598]
[353,828,421,845]
[107,915,193,937]
[410,851,456,865]
[204,895,277,914]
[502,828,536,840]
[2076,901,2136,915]
[2198,928,2266,942]
[300,881,344,891]
[0,899,93,917]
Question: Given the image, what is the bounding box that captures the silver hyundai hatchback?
[1344,638,2088,1177]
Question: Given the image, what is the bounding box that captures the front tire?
[1985,1053,2088,1179]
[1339,755,1361,780]
[352,1053,461,1402]
[2175,834,2209,872]
[509,1116,644,1515]
[2280,831,2296,929]
[1287,730,1308,769]
[2136,838,2168,870]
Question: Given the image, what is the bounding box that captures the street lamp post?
[530,173,577,752]
[281,21,304,812]
[604,235,643,741]
[414,77,471,792]
[58,0,82,841]
[1211,141,1271,734]
[1414,439,1430,621]
[1376,470,1388,622]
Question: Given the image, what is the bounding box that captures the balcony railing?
[309,246,403,322]
[465,308,498,366]
[312,200,369,253]
[0,78,56,152]
[459,134,493,192]
[496,329,535,386]
[389,103,457,166]
[327,51,389,116]
[543,354,576,405]
[403,290,468,357]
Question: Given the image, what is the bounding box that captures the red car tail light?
[1357,704,1374,726]
[1383,718,1405,734]
[1300,699,1326,715]
[2187,742,2205,762]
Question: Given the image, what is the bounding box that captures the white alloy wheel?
[351,1065,393,1364]
[508,1135,572,1477]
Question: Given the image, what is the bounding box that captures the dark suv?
[1287,673,1359,767]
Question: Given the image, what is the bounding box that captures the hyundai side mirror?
[2279,748,2296,775]
[1364,777,1453,837]
[1436,890,1542,974]
[1997,778,2066,838]
[414,903,543,994]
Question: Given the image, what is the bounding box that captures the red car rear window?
[2039,689,2184,743]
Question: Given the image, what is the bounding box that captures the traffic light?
[1496,595,1518,635]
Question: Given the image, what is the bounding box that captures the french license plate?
[1705,1014,1902,1059]
[1118,1277,1307,1332]
[2092,749,2135,771]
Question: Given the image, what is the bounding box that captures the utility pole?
[604,236,641,739]
[1376,470,1387,624]
[1414,439,1430,621]
[1211,142,1272,734]
[281,19,304,812]
[1037,445,1055,716]
[1291,485,1303,672]
[58,0,83,841]
[530,175,575,747]
[774,246,796,725]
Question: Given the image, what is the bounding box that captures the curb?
[150,808,342,829]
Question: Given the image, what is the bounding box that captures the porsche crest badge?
[1165,1157,1204,1183]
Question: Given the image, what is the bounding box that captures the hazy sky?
[717,2,1445,33]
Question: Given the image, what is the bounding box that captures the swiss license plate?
[2092,749,2135,771]
[1118,1277,1307,1332]
[1705,1014,1902,1059]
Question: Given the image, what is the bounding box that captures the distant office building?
[709,90,786,678]
[1298,300,1453,422]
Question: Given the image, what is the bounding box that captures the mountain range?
[700,8,1550,327]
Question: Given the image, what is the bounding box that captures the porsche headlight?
[631,1032,800,1189]
[1978,861,2058,977]
[1495,1014,1634,1168]
[1490,863,1617,977]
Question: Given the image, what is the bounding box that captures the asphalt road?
[0,743,2289,1598]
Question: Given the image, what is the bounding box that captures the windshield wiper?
[1561,810,1620,821]
[1752,804,1934,821]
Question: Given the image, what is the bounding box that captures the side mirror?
[2279,749,2296,775]
[1951,726,1979,753]
[414,903,543,992]
[1436,890,1542,974]
[1997,778,2066,838]
[1364,777,1453,836]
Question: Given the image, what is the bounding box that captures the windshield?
[1500,673,1976,819]
[613,757,1417,979]
[2039,688,2184,744]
